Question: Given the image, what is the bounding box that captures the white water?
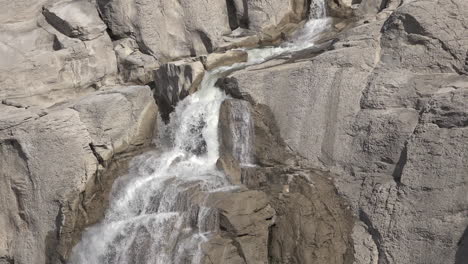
[69,1,330,263]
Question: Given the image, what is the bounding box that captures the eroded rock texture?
[219,0,468,263]
[0,0,467,263]
[0,86,157,263]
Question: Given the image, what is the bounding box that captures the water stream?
[69,1,330,263]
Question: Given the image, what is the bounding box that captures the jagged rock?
[218,99,255,164]
[97,0,232,60]
[97,0,312,61]
[220,0,468,263]
[229,0,309,32]
[0,14,117,107]
[69,86,158,162]
[216,153,242,185]
[114,38,160,84]
[219,36,260,52]
[0,85,157,264]
[201,50,248,71]
[153,60,205,121]
[264,169,354,264]
[43,0,107,41]
[200,235,246,264]
[206,190,275,264]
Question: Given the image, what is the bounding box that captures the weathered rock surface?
[43,0,107,41]
[0,86,157,264]
[201,50,248,71]
[0,0,117,108]
[1,0,467,263]
[229,0,309,32]
[211,98,355,264]
[219,0,468,263]
[97,0,313,61]
[113,38,160,84]
[98,0,232,60]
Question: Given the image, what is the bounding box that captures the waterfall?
[69,0,330,263]
[310,0,327,19]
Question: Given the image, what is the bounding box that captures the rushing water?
[69,1,330,263]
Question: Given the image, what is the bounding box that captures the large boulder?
[97,0,312,61]
[0,86,157,264]
[228,0,309,31]
[43,0,107,41]
[204,189,276,264]
[0,1,117,108]
[98,0,232,60]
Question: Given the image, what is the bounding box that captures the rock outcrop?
[0,0,117,108]
[1,0,467,263]
[43,0,107,41]
[212,99,355,264]
[218,0,468,263]
[97,0,312,61]
[0,86,157,263]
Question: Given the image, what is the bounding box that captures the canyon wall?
[0,0,466,263]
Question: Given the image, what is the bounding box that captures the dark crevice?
[230,237,248,263]
[240,0,249,28]
[89,143,105,167]
[378,0,390,12]
[359,209,388,264]
[455,226,468,264]
[391,143,407,183]
[197,30,214,53]
[0,256,14,264]
[226,0,239,30]
[45,204,65,264]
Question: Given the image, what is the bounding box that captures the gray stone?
[0,85,157,264]
[206,189,275,264]
[98,0,232,60]
[216,153,242,185]
[43,0,107,41]
[201,50,248,71]
[220,0,468,263]
[0,15,117,107]
[232,0,309,32]
[114,38,160,84]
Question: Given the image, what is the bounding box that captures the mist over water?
[69,0,330,263]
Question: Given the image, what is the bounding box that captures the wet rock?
[153,60,205,121]
[218,99,255,165]
[216,153,242,185]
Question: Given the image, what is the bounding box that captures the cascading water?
[69,0,330,263]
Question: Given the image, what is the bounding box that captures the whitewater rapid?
[69,1,331,263]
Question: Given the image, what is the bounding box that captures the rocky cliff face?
[219,0,468,263]
[0,0,466,264]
